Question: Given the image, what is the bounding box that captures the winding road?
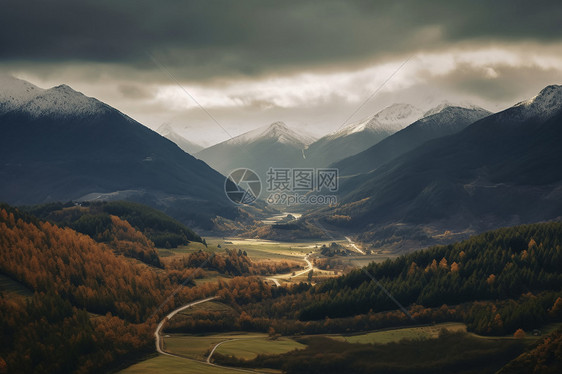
[154,296,218,355]
[265,252,315,286]
[345,236,365,255]
[155,297,266,373]
[207,338,242,363]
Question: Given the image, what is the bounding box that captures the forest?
[23,201,202,249]
[223,223,562,336]
[2,202,562,373]
[0,204,277,373]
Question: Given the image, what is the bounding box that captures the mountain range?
[196,121,315,179]
[196,104,426,182]
[314,85,562,248]
[304,103,424,167]
[333,104,491,176]
[3,74,561,243]
[0,75,236,228]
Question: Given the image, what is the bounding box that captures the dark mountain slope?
[316,85,562,242]
[0,77,236,227]
[333,105,491,176]
[196,121,315,177]
[304,103,423,167]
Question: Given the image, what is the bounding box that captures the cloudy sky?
[1,0,562,146]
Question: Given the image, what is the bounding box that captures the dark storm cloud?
[1,0,561,80]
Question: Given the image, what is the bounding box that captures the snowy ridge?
[417,104,491,129]
[422,101,483,117]
[0,75,43,114]
[330,103,424,139]
[226,121,315,146]
[513,85,562,120]
[0,75,108,117]
[20,85,108,118]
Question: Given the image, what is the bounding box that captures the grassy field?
[328,322,467,344]
[157,237,314,262]
[207,237,317,261]
[156,235,397,289]
[328,322,562,345]
[119,355,244,374]
[125,321,559,373]
[164,332,269,360]
[215,337,306,360]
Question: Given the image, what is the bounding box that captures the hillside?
[235,222,562,334]
[196,121,314,179]
[0,203,173,372]
[304,103,424,167]
[333,105,491,176]
[24,201,203,250]
[193,222,562,374]
[314,85,562,245]
[498,326,562,373]
[0,203,279,373]
[0,76,237,228]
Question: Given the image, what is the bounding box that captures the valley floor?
[123,307,557,374]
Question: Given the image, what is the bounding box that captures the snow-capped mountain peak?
[0,75,44,114]
[331,103,424,138]
[514,84,562,120]
[423,101,457,117]
[0,75,107,118]
[423,101,488,117]
[415,105,491,130]
[24,84,107,118]
[228,121,315,146]
[373,103,424,127]
[264,121,289,135]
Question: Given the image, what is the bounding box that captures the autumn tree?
[514,328,526,338]
[450,262,460,272]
